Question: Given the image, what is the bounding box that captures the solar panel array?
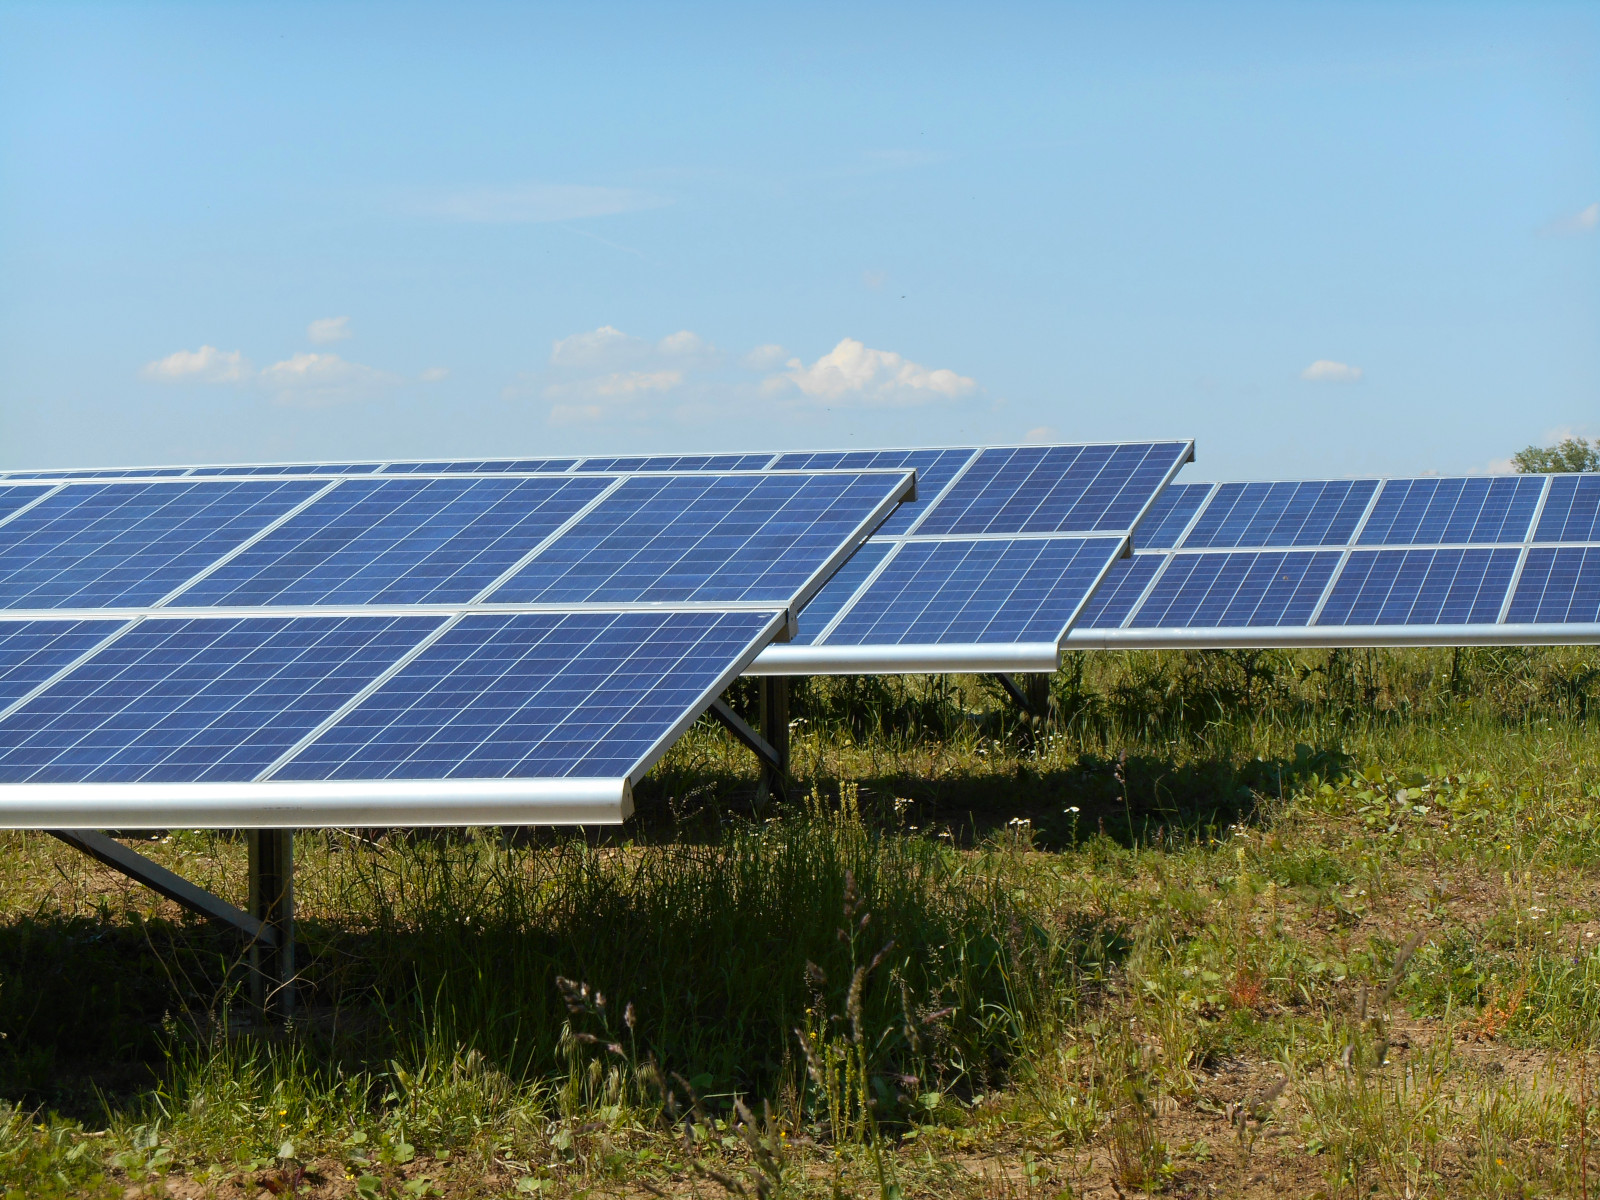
[1070,473,1600,647]
[1,443,1197,675]
[0,466,915,824]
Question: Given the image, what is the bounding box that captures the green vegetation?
[3,646,1600,1197]
[1511,435,1600,473]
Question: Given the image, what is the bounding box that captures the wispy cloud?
[773,338,977,405]
[307,316,352,344]
[408,183,669,223]
[1301,359,1363,383]
[527,327,981,426]
[1540,202,1599,237]
[419,366,449,383]
[260,352,397,406]
[141,345,251,383]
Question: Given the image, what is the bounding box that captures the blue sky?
[1,2,1595,478]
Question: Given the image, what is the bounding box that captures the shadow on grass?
[632,740,1352,851]
[0,808,1135,1125]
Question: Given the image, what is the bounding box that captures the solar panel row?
[0,464,919,823]
[1072,471,1600,646]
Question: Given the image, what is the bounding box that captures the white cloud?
[1024,425,1060,443]
[307,316,352,344]
[743,344,787,370]
[550,325,645,368]
[776,338,977,405]
[419,366,449,383]
[141,345,252,384]
[1542,202,1599,236]
[412,183,668,224]
[657,330,708,357]
[1301,359,1364,383]
[260,352,396,405]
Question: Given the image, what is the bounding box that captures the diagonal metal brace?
[707,698,783,774]
[993,672,1035,716]
[49,829,276,946]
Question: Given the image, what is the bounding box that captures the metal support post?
[758,676,790,799]
[994,672,1054,741]
[247,829,295,1020]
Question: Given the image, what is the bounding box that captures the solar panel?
[1506,547,1600,624]
[1129,482,1211,549]
[0,462,914,826]
[1534,475,1600,543]
[0,486,52,524]
[1358,477,1543,545]
[173,476,613,607]
[0,615,441,783]
[823,538,1125,646]
[1129,551,1342,628]
[487,473,908,606]
[0,480,327,609]
[0,619,128,709]
[913,442,1192,535]
[772,448,975,535]
[1182,481,1378,549]
[274,610,779,782]
[1070,471,1600,648]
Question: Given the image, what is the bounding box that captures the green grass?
[2,645,1600,1197]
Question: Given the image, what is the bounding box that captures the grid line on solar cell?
[1128,551,1342,628]
[1534,475,1600,543]
[821,537,1124,646]
[1181,480,1379,549]
[1358,477,1544,545]
[172,476,616,607]
[0,615,444,784]
[0,485,59,531]
[156,479,345,604]
[487,473,907,605]
[379,458,580,474]
[790,541,894,645]
[577,454,778,473]
[1075,554,1167,628]
[914,442,1191,536]
[774,449,976,536]
[1505,547,1600,624]
[0,620,132,712]
[271,610,779,781]
[1130,483,1213,549]
[0,480,329,609]
[1316,548,1520,626]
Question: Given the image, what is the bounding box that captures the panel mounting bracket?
[708,698,782,774]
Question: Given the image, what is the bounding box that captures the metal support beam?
[759,676,790,800]
[992,672,1034,716]
[708,699,782,773]
[247,829,295,1020]
[48,829,275,945]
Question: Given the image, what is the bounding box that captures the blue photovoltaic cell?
[790,541,892,644]
[915,442,1190,536]
[175,476,613,607]
[1131,483,1211,549]
[0,486,50,523]
[379,459,579,474]
[186,464,381,476]
[489,473,905,605]
[0,615,441,783]
[1129,551,1341,628]
[274,610,776,781]
[823,537,1124,645]
[1358,477,1543,545]
[1076,555,1165,628]
[577,454,775,472]
[772,449,974,535]
[1534,475,1600,543]
[3,468,192,480]
[0,619,128,708]
[1183,480,1378,549]
[1506,548,1600,624]
[0,480,326,609]
[1317,548,1519,625]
